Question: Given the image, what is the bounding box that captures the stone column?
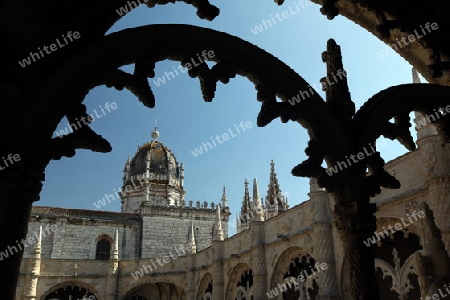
[418,202,450,296]
[426,177,450,254]
[310,179,339,299]
[211,241,224,299]
[313,222,340,300]
[0,173,40,300]
[186,254,196,299]
[24,227,42,300]
[335,201,379,300]
[249,221,266,299]
[105,230,120,300]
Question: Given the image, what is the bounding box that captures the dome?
[126,127,183,186]
[129,140,181,183]
[121,127,186,212]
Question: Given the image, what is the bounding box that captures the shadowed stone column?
[335,202,379,300]
[0,165,42,300]
[310,179,339,299]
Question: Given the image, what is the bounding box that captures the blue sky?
[40,0,424,236]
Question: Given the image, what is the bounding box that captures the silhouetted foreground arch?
[4,23,450,300]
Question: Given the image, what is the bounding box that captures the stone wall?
[24,218,140,259]
[140,205,229,258]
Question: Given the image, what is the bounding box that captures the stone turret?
[237,179,251,233]
[265,160,288,219]
[221,186,228,208]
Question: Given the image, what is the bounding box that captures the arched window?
[95,238,111,260]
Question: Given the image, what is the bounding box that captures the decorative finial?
[213,204,224,241]
[189,222,197,254]
[221,186,228,208]
[151,119,159,141]
[412,68,422,84]
[113,230,119,260]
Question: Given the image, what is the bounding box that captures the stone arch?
[345,216,423,299]
[40,281,100,300]
[225,262,253,300]
[269,246,319,300]
[119,276,187,299]
[196,272,212,300]
[94,233,113,260]
[124,282,185,300]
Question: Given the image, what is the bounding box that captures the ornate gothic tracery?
[235,269,253,300]
[282,255,319,300]
[197,273,213,300]
[42,282,98,300]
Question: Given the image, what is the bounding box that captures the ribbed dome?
[129,140,181,183]
[121,128,185,212]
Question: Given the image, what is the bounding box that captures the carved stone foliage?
[375,248,418,298]
[282,255,319,299]
[269,247,317,298]
[373,229,423,299]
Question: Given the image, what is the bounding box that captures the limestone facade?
[15,123,450,299]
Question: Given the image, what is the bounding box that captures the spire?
[122,155,131,183]
[412,68,421,84]
[265,160,284,208]
[189,222,197,254]
[252,178,264,221]
[221,186,228,208]
[241,179,251,215]
[112,230,119,259]
[213,205,224,241]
